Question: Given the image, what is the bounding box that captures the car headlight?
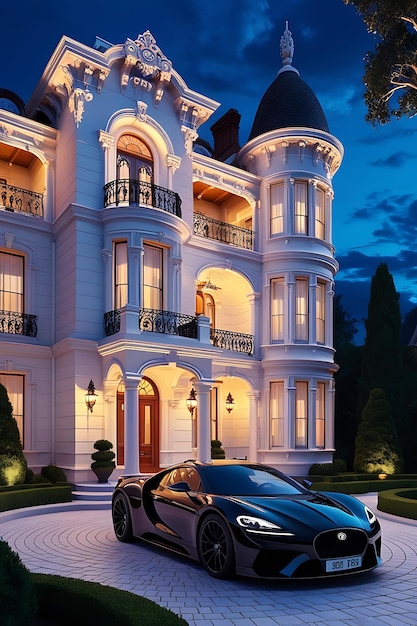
[236,515,294,536]
[365,505,377,525]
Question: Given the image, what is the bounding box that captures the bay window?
[270,182,284,235]
[295,278,308,341]
[143,243,163,309]
[270,381,284,447]
[295,381,308,448]
[114,241,128,308]
[315,187,325,239]
[316,382,325,448]
[316,281,325,344]
[294,182,308,234]
[271,277,285,342]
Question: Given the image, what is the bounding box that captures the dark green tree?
[0,383,27,486]
[357,264,403,431]
[344,0,417,124]
[353,388,403,473]
[333,295,362,469]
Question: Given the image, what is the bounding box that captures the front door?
[116,377,160,473]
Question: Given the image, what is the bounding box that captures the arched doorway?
[117,377,160,473]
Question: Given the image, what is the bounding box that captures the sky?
[2,0,417,342]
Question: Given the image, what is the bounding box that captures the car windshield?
[200,464,304,497]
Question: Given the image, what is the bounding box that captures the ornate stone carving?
[4,232,15,249]
[98,130,114,151]
[68,88,93,127]
[122,31,172,103]
[280,21,294,67]
[181,126,198,158]
[136,100,148,122]
[166,154,181,173]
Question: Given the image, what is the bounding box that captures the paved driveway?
[1,494,416,625]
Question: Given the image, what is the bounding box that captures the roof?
[248,23,329,141]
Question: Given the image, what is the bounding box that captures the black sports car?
[111,460,382,579]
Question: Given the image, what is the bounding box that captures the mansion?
[0,24,343,481]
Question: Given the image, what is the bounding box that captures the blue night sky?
[2,0,417,341]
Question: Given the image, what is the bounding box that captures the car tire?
[112,492,133,542]
[197,514,235,579]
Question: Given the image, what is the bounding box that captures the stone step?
[72,481,116,501]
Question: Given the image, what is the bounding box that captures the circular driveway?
[1,494,417,625]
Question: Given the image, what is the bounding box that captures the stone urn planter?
[91,439,116,483]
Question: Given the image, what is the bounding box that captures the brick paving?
[1,494,417,625]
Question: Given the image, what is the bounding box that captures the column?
[124,374,141,475]
[194,381,212,463]
[247,391,260,462]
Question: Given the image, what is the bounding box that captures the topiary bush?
[211,440,226,459]
[0,538,38,625]
[0,384,27,486]
[91,440,116,470]
[41,464,67,483]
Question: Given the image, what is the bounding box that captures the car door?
[151,467,202,545]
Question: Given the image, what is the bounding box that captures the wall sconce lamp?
[186,387,197,416]
[225,392,235,413]
[85,380,97,413]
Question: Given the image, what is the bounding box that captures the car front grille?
[314,528,368,559]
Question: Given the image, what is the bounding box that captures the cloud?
[371,151,410,167]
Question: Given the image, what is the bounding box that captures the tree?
[0,383,27,486]
[333,295,361,469]
[357,264,404,445]
[344,0,417,124]
[354,388,403,473]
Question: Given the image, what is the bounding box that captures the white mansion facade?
[0,25,343,481]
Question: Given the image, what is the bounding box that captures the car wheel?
[197,514,235,578]
[112,492,133,542]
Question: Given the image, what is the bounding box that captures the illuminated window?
[315,187,325,239]
[114,241,128,308]
[117,134,153,183]
[294,182,307,234]
[0,374,24,445]
[295,278,308,341]
[143,244,163,309]
[316,382,325,448]
[271,278,284,342]
[0,251,24,313]
[270,382,284,447]
[295,381,308,448]
[316,281,325,344]
[270,183,284,235]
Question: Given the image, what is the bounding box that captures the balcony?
[193,213,253,250]
[103,179,182,217]
[0,182,44,217]
[0,311,38,337]
[104,307,254,355]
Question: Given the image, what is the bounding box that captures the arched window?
[117,134,153,183]
[196,290,215,328]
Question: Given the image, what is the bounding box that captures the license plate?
[325,556,362,573]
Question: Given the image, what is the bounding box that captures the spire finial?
[280,21,294,67]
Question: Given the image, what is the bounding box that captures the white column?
[124,374,141,475]
[247,391,260,462]
[194,381,212,463]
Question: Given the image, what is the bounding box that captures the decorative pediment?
[122,30,172,103]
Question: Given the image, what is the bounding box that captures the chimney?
[210,108,241,162]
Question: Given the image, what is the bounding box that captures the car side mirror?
[168,481,191,492]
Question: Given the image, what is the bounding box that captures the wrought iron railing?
[139,308,198,338]
[194,213,254,250]
[210,328,254,355]
[0,311,38,337]
[103,179,182,217]
[104,309,121,336]
[0,182,44,217]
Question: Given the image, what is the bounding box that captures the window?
[271,278,285,342]
[196,291,215,328]
[0,374,24,445]
[270,382,284,447]
[294,182,307,234]
[114,241,128,308]
[295,278,308,341]
[0,251,24,312]
[143,244,163,309]
[315,187,325,239]
[270,183,284,235]
[295,381,308,448]
[316,281,325,344]
[316,382,325,448]
[117,134,153,183]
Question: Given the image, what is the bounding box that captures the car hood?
[225,493,368,535]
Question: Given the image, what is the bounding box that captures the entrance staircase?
[71,481,115,509]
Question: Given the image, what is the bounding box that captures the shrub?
[0,539,38,625]
[41,464,67,483]
[211,440,225,459]
[91,440,116,471]
[0,384,27,486]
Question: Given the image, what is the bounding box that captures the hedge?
[309,478,417,494]
[378,488,417,520]
[33,573,188,625]
[0,483,72,512]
